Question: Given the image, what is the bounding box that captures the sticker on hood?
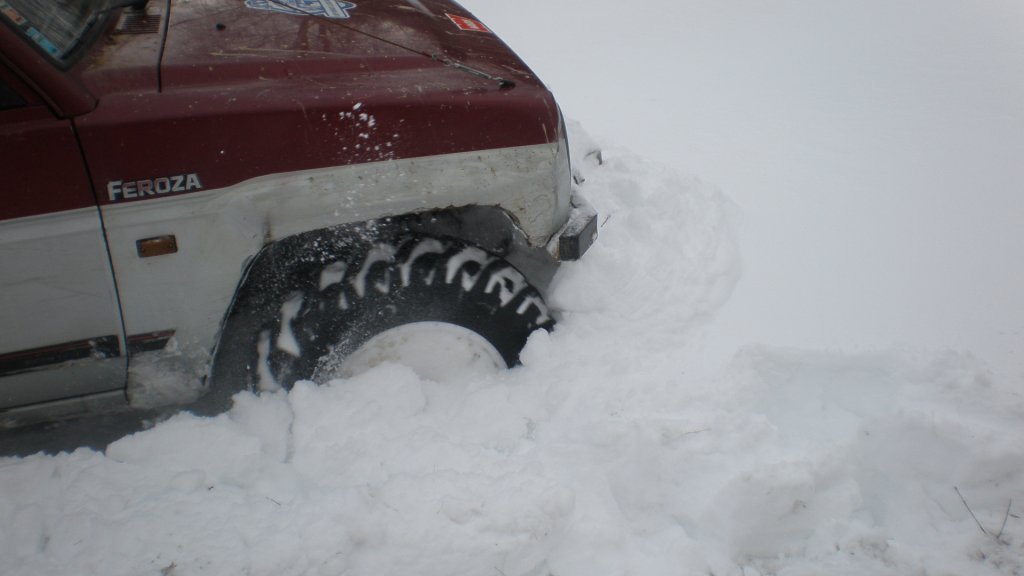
[245,0,357,19]
[446,13,492,33]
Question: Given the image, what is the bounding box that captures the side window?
[0,76,25,110]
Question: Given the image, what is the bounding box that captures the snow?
[472,0,1024,378]
[3,2,1024,575]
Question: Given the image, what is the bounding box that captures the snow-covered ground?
[3,1,1024,575]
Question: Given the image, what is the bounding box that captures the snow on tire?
[253,236,554,390]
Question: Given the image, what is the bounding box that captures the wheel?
[247,235,554,391]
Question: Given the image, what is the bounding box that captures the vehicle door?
[0,60,126,411]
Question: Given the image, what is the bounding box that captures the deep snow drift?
[3,129,1022,576]
[4,1,1024,575]
[469,0,1024,379]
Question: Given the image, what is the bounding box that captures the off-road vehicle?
[0,0,596,427]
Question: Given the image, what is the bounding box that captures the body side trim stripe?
[0,330,176,377]
[0,335,120,377]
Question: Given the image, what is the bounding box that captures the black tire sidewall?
[258,236,552,389]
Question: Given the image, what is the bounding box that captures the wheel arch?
[229,204,560,318]
[193,205,558,413]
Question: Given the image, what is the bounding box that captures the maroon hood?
[69,0,563,204]
[158,0,543,91]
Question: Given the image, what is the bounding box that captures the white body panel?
[0,208,120,349]
[101,143,566,402]
[0,208,125,408]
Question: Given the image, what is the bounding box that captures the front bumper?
[547,190,598,261]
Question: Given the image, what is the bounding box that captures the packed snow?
[3,1,1024,575]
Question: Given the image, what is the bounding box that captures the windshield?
[0,0,130,65]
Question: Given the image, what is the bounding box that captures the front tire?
[249,236,554,390]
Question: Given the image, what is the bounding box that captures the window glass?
[0,0,122,65]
